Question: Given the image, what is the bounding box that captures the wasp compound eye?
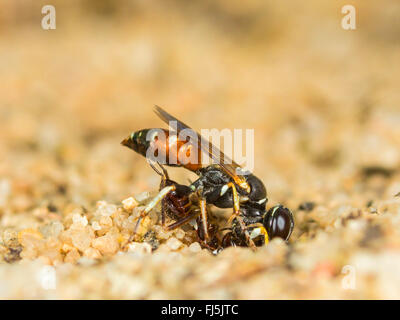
[263,205,294,241]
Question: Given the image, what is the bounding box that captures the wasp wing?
[154,105,246,184]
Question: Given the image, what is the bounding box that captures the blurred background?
[0,0,399,222]
[1,0,400,300]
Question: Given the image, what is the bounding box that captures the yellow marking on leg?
[249,225,269,245]
[233,176,251,193]
[225,182,241,226]
[260,226,269,245]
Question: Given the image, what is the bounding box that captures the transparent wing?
[154,105,247,186]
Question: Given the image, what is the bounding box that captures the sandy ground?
[0,0,400,299]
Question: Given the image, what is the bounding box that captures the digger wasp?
[121,106,294,250]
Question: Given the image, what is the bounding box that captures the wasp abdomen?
[121,128,202,172]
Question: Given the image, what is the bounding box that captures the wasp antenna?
[153,105,163,118]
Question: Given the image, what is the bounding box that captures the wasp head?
[263,205,294,242]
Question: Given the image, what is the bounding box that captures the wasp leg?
[133,185,176,235]
[224,182,241,226]
[199,198,209,241]
[245,223,269,245]
[164,208,199,231]
[235,215,257,251]
[148,160,170,180]
[220,183,256,249]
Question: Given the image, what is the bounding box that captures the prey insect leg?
[148,160,170,181]
[133,185,176,235]
[164,208,199,231]
[199,198,209,241]
[148,160,170,228]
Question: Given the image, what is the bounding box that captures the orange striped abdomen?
[121,128,202,172]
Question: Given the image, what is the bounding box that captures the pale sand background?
[0,1,399,298]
